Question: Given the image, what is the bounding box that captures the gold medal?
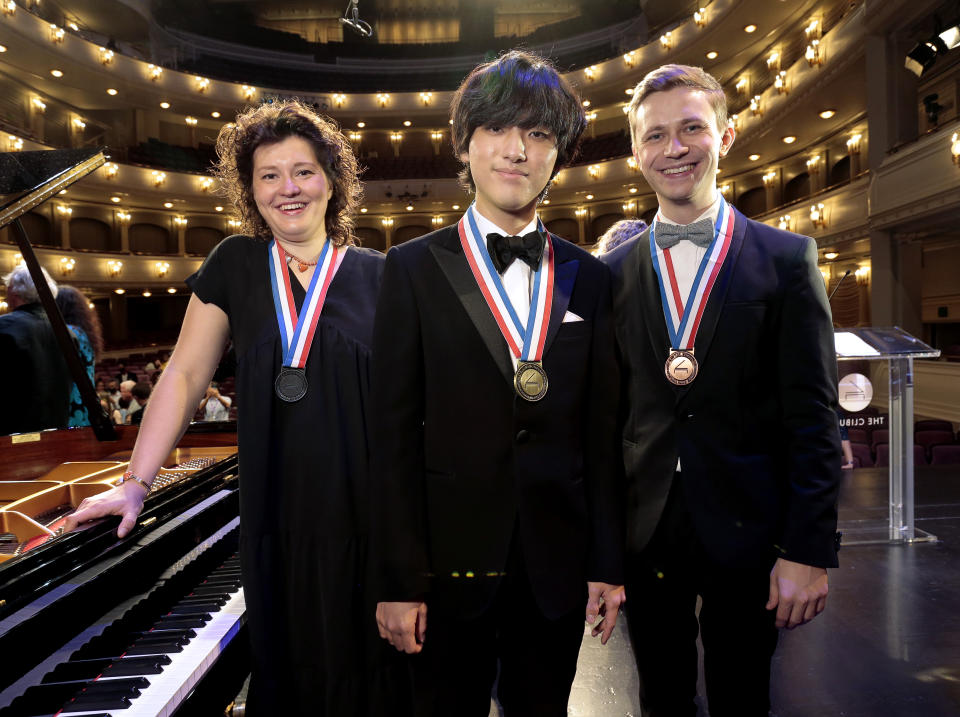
[665,349,698,385]
[515,361,548,401]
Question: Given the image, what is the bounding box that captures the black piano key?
[153,615,210,630]
[43,658,112,683]
[12,677,148,713]
[65,692,134,710]
[135,627,197,640]
[175,594,228,607]
[100,654,171,677]
[124,641,185,656]
[188,585,232,596]
[169,601,224,614]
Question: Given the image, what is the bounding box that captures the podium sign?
[835,327,940,544]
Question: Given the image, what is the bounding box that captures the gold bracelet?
[117,470,152,492]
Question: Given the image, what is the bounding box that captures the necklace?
[283,248,319,272]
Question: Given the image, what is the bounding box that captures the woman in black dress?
[66,101,409,715]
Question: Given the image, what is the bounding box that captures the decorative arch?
[393,224,429,246]
[736,187,766,218]
[129,223,177,254]
[185,226,224,256]
[784,173,811,204]
[544,217,578,243]
[355,227,386,251]
[17,211,54,247]
[70,217,115,252]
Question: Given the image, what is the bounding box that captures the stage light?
[905,37,945,77]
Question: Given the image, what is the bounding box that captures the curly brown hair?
[214,100,362,246]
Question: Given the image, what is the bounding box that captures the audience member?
[199,382,232,421]
[0,265,72,435]
[56,286,105,427]
[115,362,135,383]
[593,218,649,256]
[127,382,151,425]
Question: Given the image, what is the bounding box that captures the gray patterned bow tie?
[654,218,715,249]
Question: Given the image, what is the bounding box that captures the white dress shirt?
[471,207,539,370]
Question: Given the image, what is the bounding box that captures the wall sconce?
[952,132,960,165]
[328,93,344,108]
[585,111,597,122]
[381,217,394,227]
[766,51,781,71]
[777,215,792,231]
[762,171,777,186]
[846,133,862,154]
[621,201,636,216]
[102,162,119,179]
[107,260,123,277]
[774,71,788,94]
[587,165,601,180]
[626,156,638,172]
[719,183,732,197]
[429,130,443,142]
[12,253,23,267]
[376,93,390,107]
[349,131,362,143]
[551,173,562,185]
[806,154,821,171]
[146,64,163,81]
[31,97,46,113]
[59,257,75,276]
[804,17,822,40]
[660,32,673,50]
[431,216,444,227]
[389,132,403,143]
[56,204,72,216]
[810,203,827,229]
[116,210,131,223]
[819,267,829,285]
[173,216,187,228]
[152,171,166,187]
[228,218,241,229]
[749,95,763,117]
[693,7,707,27]
[584,66,597,81]
[155,261,170,278]
[729,114,740,132]
[49,24,65,44]
[194,76,211,93]
[242,85,256,101]
[72,117,86,131]
[199,177,213,192]
[623,51,637,68]
[185,116,198,126]
[805,40,823,67]
[855,265,870,285]
[98,47,114,65]
[735,76,750,97]
[574,207,588,218]
[2,1,15,17]
[419,92,433,106]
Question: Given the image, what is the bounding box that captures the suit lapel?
[629,228,671,367]
[542,235,578,356]
[428,228,514,384]
[685,207,747,389]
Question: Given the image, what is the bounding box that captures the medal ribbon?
[268,239,344,368]
[458,205,554,362]
[649,196,735,350]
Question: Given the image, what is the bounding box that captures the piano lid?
[0,147,106,229]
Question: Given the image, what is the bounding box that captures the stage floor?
[490,465,960,716]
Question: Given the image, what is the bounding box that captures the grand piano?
[0,149,248,716]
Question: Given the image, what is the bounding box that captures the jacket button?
[516,429,530,444]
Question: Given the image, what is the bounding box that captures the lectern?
[835,327,940,544]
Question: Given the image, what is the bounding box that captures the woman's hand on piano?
[63,481,147,538]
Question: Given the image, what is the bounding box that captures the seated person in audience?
[199,381,232,421]
[593,218,649,257]
[116,362,135,383]
[95,377,106,393]
[127,382,151,425]
[0,265,72,435]
[106,379,121,405]
[119,379,141,416]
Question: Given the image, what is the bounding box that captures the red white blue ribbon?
[649,196,735,350]
[458,205,554,362]
[268,239,344,368]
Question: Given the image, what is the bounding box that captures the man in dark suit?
[371,50,625,717]
[601,64,842,716]
[0,265,72,435]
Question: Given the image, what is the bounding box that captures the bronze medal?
[515,361,548,402]
[664,349,698,386]
[275,367,308,402]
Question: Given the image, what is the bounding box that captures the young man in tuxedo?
[602,64,842,716]
[371,50,625,717]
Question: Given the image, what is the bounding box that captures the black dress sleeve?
[185,235,240,313]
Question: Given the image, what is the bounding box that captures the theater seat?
[931,445,960,465]
[915,430,956,461]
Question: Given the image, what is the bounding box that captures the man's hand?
[376,601,427,654]
[766,558,828,629]
[586,582,626,645]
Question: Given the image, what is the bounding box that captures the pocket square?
[562,311,583,323]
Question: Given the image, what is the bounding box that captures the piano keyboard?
[0,523,246,716]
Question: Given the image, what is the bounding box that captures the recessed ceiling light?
[452,204,460,210]
[357,121,365,128]
[405,204,414,211]
[211,111,220,118]
[0,45,6,53]
[114,288,125,295]
[744,24,757,33]
[824,251,838,260]
[586,194,594,200]
[748,154,760,161]
[142,290,152,297]
[106,88,118,96]
[160,101,170,109]
[782,135,797,144]
[819,109,836,119]
[542,199,550,204]
[403,120,412,127]
[110,196,121,203]
[360,207,368,213]
[167,287,177,293]
[163,201,173,208]
[706,51,718,60]
[625,88,634,95]
[59,189,67,195]
[215,205,223,212]
[50,69,63,78]
[582,100,591,107]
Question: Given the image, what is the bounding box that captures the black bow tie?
[486,231,545,274]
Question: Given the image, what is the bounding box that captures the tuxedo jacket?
[371,224,624,620]
[602,209,841,570]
